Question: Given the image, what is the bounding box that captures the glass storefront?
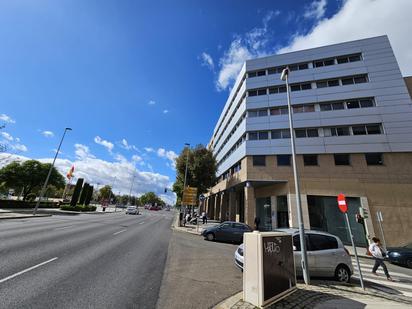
[308,195,367,247]
[277,196,289,228]
[256,197,272,231]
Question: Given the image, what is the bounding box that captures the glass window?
[337,57,349,64]
[299,63,309,70]
[336,127,350,136]
[289,64,298,71]
[248,72,257,78]
[301,83,312,90]
[354,75,367,84]
[259,131,269,140]
[258,109,268,117]
[360,98,374,108]
[268,68,276,75]
[314,61,324,67]
[320,103,332,111]
[304,105,315,112]
[291,85,301,92]
[277,66,286,73]
[366,124,381,134]
[330,127,338,136]
[328,79,340,87]
[220,223,231,229]
[269,87,278,94]
[248,110,258,117]
[253,155,266,166]
[248,90,257,96]
[341,77,354,85]
[352,125,367,135]
[295,129,307,138]
[293,106,304,113]
[271,130,281,139]
[349,54,361,62]
[270,108,280,116]
[324,59,334,66]
[257,70,266,76]
[346,100,360,109]
[307,128,319,137]
[334,154,350,165]
[332,102,344,110]
[281,129,291,138]
[316,81,328,88]
[323,128,333,137]
[249,132,258,140]
[303,154,318,166]
[279,86,287,93]
[277,155,291,166]
[280,107,289,114]
[365,153,383,165]
[308,234,338,250]
[257,89,267,95]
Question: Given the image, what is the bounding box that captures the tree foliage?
[98,185,113,201]
[0,160,65,201]
[139,191,165,206]
[173,144,217,202]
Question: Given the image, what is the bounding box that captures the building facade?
[204,36,412,247]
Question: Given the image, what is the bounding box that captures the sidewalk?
[0,209,51,219]
[215,280,412,309]
[171,214,219,235]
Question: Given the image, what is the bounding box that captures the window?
[336,127,350,136]
[332,102,344,110]
[279,86,287,93]
[365,153,383,165]
[341,77,354,85]
[303,154,318,166]
[360,98,374,108]
[324,59,334,66]
[270,107,288,115]
[293,106,304,113]
[301,83,312,90]
[337,57,349,64]
[281,129,291,138]
[291,85,301,92]
[257,70,266,76]
[320,103,332,111]
[366,124,381,134]
[257,89,267,96]
[277,155,291,166]
[258,131,269,140]
[271,129,290,139]
[248,90,257,96]
[268,68,277,75]
[248,110,258,117]
[348,54,361,62]
[249,132,258,140]
[327,79,339,87]
[307,128,319,137]
[354,75,368,84]
[295,129,306,138]
[352,125,367,135]
[334,154,350,165]
[248,72,257,78]
[346,100,360,109]
[269,87,278,94]
[316,81,328,88]
[249,109,267,117]
[299,63,309,70]
[304,105,315,112]
[314,60,324,68]
[253,155,266,166]
[289,64,298,71]
[258,109,268,117]
[308,234,338,251]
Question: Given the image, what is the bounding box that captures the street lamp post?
[33,127,72,215]
[182,143,190,211]
[281,68,310,285]
[128,173,136,205]
[108,177,116,212]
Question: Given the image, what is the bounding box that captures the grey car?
[234,228,354,283]
[201,221,253,243]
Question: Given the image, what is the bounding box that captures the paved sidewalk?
[215,280,412,309]
[0,210,51,220]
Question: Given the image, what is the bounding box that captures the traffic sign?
[182,186,198,205]
[337,193,347,213]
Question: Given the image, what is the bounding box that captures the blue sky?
[1,0,411,203]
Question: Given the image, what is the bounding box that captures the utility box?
[243,231,296,307]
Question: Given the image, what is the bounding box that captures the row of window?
[247,97,376,118]
[248,124,383,140]
[217,134,246,167]
[214,113,247,159]
[248,74,368,97]
[220,161,242,181]
[252,153,384,167]
[247,53,362,78]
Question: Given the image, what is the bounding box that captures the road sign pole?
[376,211,387,252]
[344,212,365,290]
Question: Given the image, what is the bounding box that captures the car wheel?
[407,259,412,268]
[206,233,215,241]
[335,265,350,283]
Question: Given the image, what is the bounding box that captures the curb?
[0,214,52,220]
[213,292,243,309]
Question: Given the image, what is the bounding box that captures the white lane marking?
[139,222,145,225]
[113,229,127,235]
[0,257,58,284]
[54,225,74,230]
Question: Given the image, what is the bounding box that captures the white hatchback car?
[126,206,139,215]
[235,228,354,283]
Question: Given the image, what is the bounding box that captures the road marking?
[139,222,145,225]
[113,229,127,235]
[54,225,74,230]
[0,257,58,284]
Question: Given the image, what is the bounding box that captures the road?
[0,209,174,309]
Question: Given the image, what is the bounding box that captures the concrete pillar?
[360,196,375,244]
[221,192,229,221]
[270,196,277,230]
[244,185,256,227]
[214,194,220,220]
[209,195,215,219]
[287,194,310,229]
[228,190,236,221]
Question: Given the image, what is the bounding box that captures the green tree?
[139,191,164,206]
[0,160,65,201]
[173,144,217,203]
[98,185,113,201]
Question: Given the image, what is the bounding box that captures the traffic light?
[164,188,167,193]
[355,213,364,224]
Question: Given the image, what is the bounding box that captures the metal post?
[377,212,387,252]
[33,128,72,215]
[108,177,116,212]
[283,69,310,285]
[128,173,136,205]
[181,143,190,225]
[345,213,365,290]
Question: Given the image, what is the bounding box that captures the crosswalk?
[351,258,412,297]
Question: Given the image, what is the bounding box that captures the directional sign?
[182,186,198,205]
[337,193,347,213]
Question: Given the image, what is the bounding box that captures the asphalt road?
[0,209,174,309]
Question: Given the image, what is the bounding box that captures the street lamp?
[281,67,310,285]
[33,127,72,215]
[180,143,190,222]
[128,173,136,205]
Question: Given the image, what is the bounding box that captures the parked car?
[234,228,353,283]
[201,221,253,243]
[387,243,412,268]
[126,206,139,215]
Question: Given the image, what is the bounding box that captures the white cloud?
[278,0,412,76]
[1,132,13,141]
[12,144,28,152]
[157,148,178,169]
[41,130,54,138]
[120,138,138,151]
[163,109,169,114]
[0,114,15,124]
[94,136,114,152]
[74,143,95,160]
[200,52,214,71]
[132,154,142,162]
[144,147,155,153]
[148,100,156,105]
[304,0,327,20]
[0,151,176,205]
[216,11,277,91]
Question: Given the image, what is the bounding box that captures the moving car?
[201,221,252,243]
[234,228,353,283]
[387,243,412,268]
[126,206,139,215]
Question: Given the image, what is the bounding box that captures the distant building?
[205,36,412,247]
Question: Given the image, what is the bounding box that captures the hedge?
[0,199,59,209]
[60,205,97,212]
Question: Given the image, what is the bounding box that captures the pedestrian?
[369,237,393,281]
[254,216,260,231]
[185,213,191,225]
[202,211,207,224]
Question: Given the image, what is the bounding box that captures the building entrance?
[256,197,272,231]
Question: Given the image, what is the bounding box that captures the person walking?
[254,216,260,231]
[202,211,207,224]
[369,237,393,281]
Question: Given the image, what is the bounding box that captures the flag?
[66,165,75,179]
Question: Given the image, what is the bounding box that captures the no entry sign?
[337,193,347,213]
